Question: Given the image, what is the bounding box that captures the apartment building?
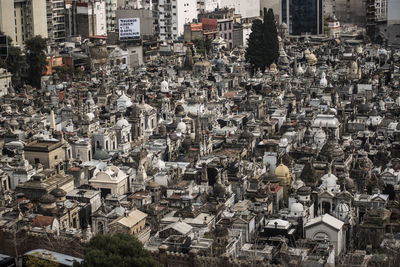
[153,0,198,41]
[324,0,366,26]
[0,0,48,46]
[76,0,107,37]
[47,0,67,43]
[106,0,118,32]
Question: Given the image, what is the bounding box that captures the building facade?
[76,0,107,38]
[47,0,67,43]
[281,0,323,36]
[0,68,11,97]
[0,0,48,46]
[153,0,198,41]
[220,0,260,18]
[324,0,367,26]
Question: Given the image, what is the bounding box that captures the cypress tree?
[246,9,279,73]
[263,8,279,69]
[245,19,265,74]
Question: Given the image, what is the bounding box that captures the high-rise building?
[375,0,387,22]
[220,0,260,18]
[152,0,198,41]
[373,0,400,45]
[281,0,323,36]
[0,0,16,42]
[105,0,118,32]
[366,0,376,40]
[323,0,366,26]
[76,0,107,38]
[0,0,48,46]
[47,0,67,43]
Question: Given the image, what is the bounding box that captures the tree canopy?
[75,233,156,267]
[245,8,279,73]
[25,35,47,89]
[0,33,27,87]
[193,37,213,55]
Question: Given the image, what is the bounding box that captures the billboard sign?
[119,18,140,40]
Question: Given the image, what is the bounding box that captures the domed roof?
[345,177,355,190]
[153,159,165,170]
[161,80,169,93]
[321,172,338,184]
[275,163,290,178]
[297,186,311,195]
[177,120,187,133]
[314,128,326,143]
[351,61,358,70]
[175,104,185,115]
[116,117,130,128]
[93,148,111,160]
[280,23,288,29]
[117,93,133,108]
[290,202,304,213]
[336,202,350,214]
[50,187,66,198]
[86,92,95,106]
[308,53,317,65]
[39,193,56,204]
[326,174,338,187]
[319,136,344,162]
[10,119,19,126]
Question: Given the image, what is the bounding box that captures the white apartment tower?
[154,0,198,41]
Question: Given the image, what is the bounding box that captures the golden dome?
[351,61,358,71]
[307,53,317,65]
[275,163,290,178]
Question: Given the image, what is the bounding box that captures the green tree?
[324,17,331,37]
[193,37,212,55]
[246,9,279,73]
[76,233,156,267]
[0,33,27,87]
[263,8,279,69]
[53,65,73,81]
[245,19,265,73]
[25,35,47,88]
